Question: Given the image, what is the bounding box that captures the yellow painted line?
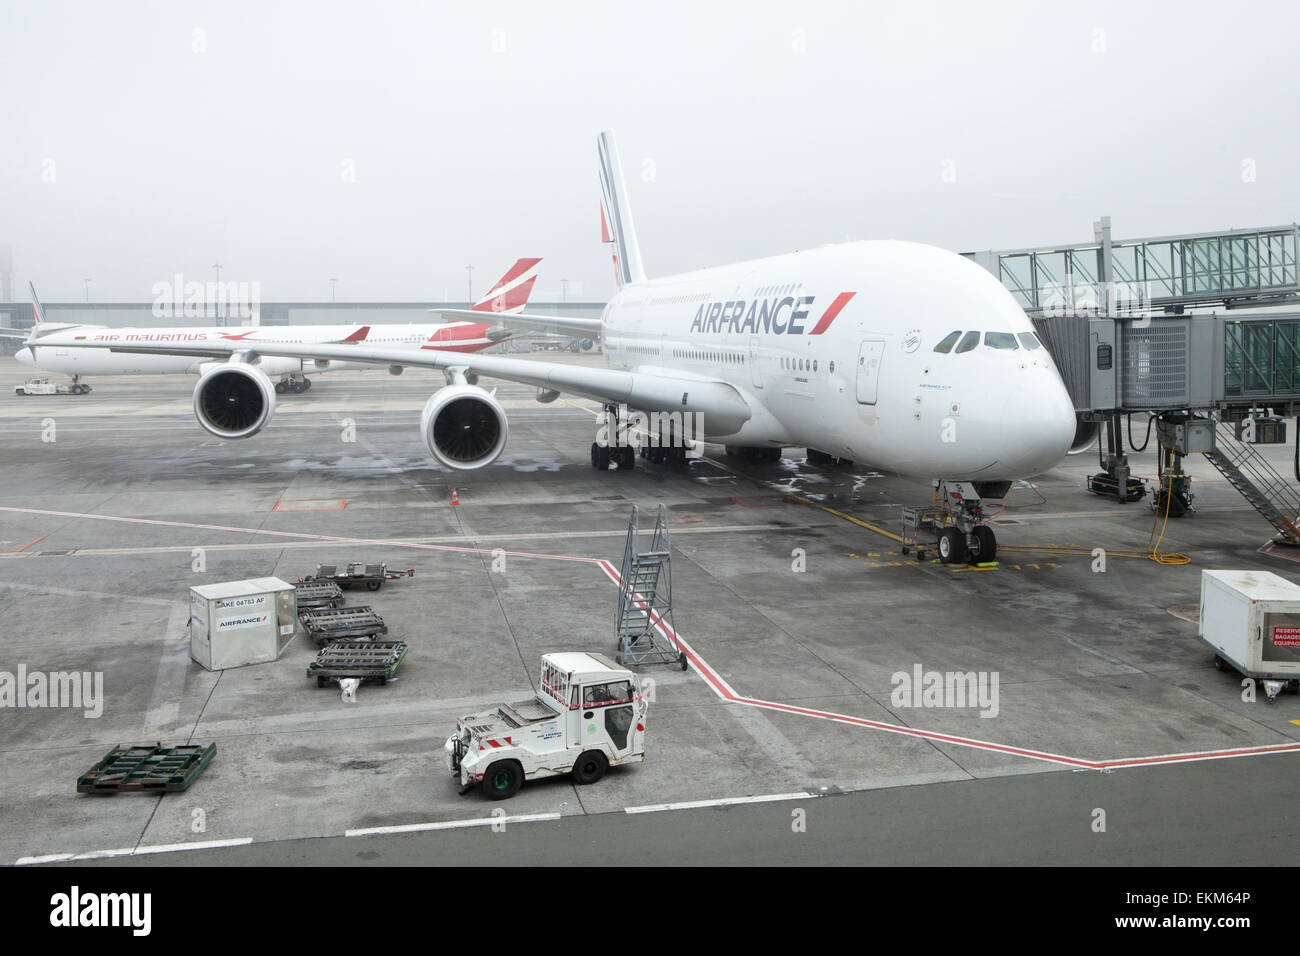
[1291,720,1300,727]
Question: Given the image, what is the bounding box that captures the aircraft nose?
[15,347,32,367]
[998,373,1075,475]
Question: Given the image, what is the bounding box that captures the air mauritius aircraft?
[15,258,541,393]
[54,131,1079,563]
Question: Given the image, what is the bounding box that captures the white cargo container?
[1199,569,1300,701]
[189,578,298,670]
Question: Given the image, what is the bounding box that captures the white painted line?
[345,812,561,837]
[131,838,254,856]
[15,837,253,866]
[625,792,818,814]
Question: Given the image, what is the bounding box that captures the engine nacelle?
[420,384,508,470]
[193,363,276,439]
[1068,414,1101,454]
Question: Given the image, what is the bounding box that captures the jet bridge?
[965,219,1300,316]
[966,218,1300,544]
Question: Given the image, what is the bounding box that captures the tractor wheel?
[572,750,609,785]
[483,760,524,800]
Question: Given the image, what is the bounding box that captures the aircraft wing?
[432,308,603,339]
[58,338,753,433]
[0,330,31,341]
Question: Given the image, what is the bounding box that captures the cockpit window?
[954,331,980,354]
[1017,332,1043,350]
[984,332,1020,350]
[933,330,962,354]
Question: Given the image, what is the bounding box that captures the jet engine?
[1068,413,1100,454]
[420,384,508,470]
[192,363,276,439]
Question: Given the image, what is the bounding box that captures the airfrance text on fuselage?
[688,296,815,335]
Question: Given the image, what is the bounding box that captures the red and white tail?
[471,258,541,314]
[597,130,645,288]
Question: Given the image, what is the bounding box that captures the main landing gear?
[275,375,312,394]
[591,403,637,471]
[901,480,1009,565]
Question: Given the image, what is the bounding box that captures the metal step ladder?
[615,504,687,668]
[1204,423,1300,544]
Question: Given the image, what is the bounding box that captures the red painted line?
[808,292,855,335]
[596,560,1300,772]
[0,536,44,554]
[6,505,1298,773]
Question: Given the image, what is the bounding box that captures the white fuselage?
[15,322,500,377]
[602,240,1076,480]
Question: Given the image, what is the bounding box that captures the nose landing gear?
[901,480,1007,565]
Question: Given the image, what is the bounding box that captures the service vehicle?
[445,652,647,799]
[14,377,91,396]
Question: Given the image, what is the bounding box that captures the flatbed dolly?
[307,641,408,687]
[294,580,345,610]
[299,562,415,591]
[76,743,216,794]
[299,605,387,645]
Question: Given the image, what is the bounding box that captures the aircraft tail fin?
[471,258,542,314]
[29,282,46,324]
[597,130,646,288]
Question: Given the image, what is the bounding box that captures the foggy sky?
[1,0,1297,304]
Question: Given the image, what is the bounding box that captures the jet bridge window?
[954,331,981,354]
[933,330,962,353]
[984,332,1020,350]
[1017,332,1043,350]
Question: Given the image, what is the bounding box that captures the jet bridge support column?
[1088,412,1146,503]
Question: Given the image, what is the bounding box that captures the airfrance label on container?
[217,614,270,631]
[1272,626,1300,647]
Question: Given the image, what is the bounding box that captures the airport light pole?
[82,278,91,303]
[560,279,568,303]
[465,265,474,304]
[330,278,338,302]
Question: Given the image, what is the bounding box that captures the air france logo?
[902,329,922,353]
[689,295,816,335]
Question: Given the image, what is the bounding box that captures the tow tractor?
[445,652,648,799]
[14,377,92,396]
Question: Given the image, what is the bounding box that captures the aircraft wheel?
[303,378,313,391]
[275,380,287,394]
[938,528,967,565]
[591,442,610,470]
[618,446,635,470]
[969,526,997,563]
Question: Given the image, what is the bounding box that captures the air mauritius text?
[0,666,103,718]
[891,665,999,718]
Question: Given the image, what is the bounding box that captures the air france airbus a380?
[55,131,1078,563]
[15,258,541,393]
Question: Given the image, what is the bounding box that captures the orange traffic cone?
[451,487,460,506]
